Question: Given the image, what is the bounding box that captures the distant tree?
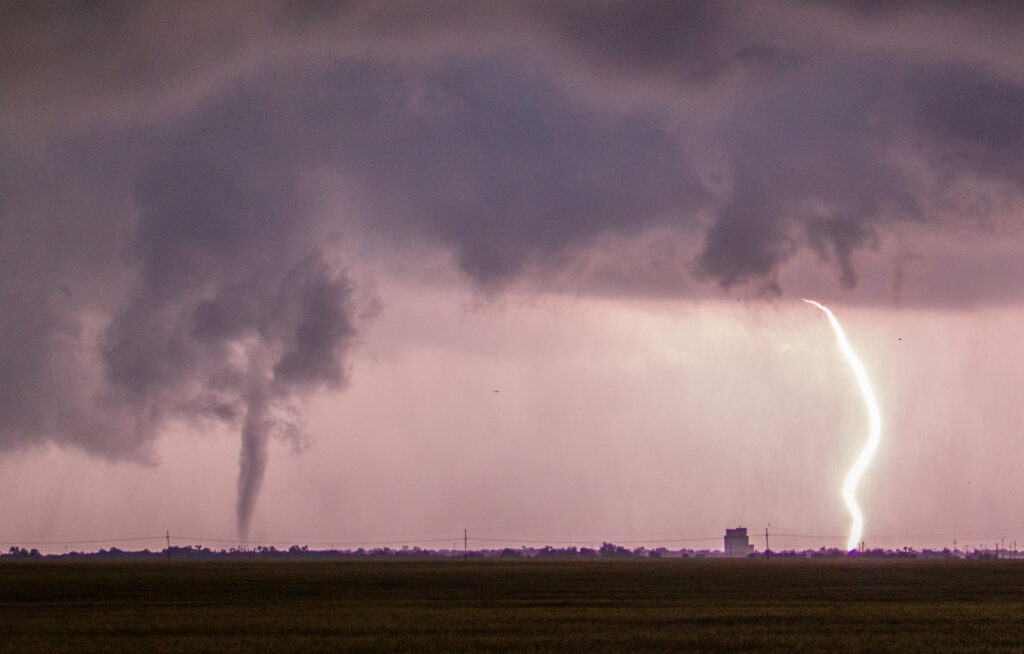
[599,542,631,558]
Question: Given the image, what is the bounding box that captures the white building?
[724,527,755,557]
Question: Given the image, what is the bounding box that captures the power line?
[471,535,722,545]
[172,535,461,547]
[0,535,165,546]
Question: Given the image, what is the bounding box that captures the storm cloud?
[2,0,1024,533]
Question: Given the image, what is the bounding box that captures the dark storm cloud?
[2,0,1024,530]
[0,129,141,454]
[272,256,356,387]
[542,1,735,85]
[695,173,788,292]
[312,59,707,286]
[908,65,1024,184]
[0,1,261,125]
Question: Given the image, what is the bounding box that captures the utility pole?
[166,530,171,562]
[463,529,467,560]
[764,525,770,556]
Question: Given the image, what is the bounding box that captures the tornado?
[236,388,270,540]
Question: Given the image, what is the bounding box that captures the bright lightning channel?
[803,299,881,552]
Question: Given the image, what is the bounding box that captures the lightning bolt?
[803,299,881,552]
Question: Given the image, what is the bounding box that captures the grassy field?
[2,558,1023,652]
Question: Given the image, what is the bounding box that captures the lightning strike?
[803,299,882,552]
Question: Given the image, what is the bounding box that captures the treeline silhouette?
[3,543,1002,561]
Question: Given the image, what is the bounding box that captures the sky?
[3,0,1024,554]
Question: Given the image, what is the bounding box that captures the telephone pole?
[764,525,770,556]
[463,529,468,560]
[165,530,171,562]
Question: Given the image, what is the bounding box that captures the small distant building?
[724,527,755,557]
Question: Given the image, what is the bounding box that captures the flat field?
[2,558,1023,652]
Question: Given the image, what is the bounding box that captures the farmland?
[2,558,1023,652]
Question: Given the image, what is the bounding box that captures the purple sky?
[3,1,1024,553]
